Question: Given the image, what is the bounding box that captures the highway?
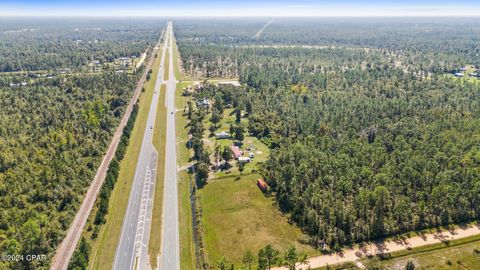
[159,21,180,270]
[112,23,170,270]
[50,27,164,270]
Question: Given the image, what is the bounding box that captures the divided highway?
[113,23,170,270]
[159,21,181,270]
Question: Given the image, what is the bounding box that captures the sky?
[1,0,480,17]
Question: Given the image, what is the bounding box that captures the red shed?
[257,178,268,193]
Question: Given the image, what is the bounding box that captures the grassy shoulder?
[86,50,163,270]
[148,84,167,268]
[176,82,197,270]
[361,233,480,270]
[172,34,185,81]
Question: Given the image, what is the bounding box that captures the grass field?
[148,84,167,268]
[86,47,163,270]
[199,173,318,267]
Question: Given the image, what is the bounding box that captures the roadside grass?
[175,82,197,270]
[361,234,480,270]
[178,171,196,270]
[199,174,318,267]
[87,47,163,270]
[172,34,185,81]
[148,84,167,268]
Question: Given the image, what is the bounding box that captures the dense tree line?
[0,18,163,72]
[0,72,138,269]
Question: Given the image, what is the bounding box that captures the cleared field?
[175,82,197,270]
[199,173,318,267]
[148,84,167,268]
[87,47,163,270]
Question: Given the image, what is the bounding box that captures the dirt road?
[272,224,480,270]
[50,32,164,270]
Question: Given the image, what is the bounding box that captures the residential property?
[197,98,211,108]
[454,72,464,77]
[215,131,230,139]
[230,145,241,159]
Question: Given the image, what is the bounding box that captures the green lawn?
[87,45,163,270]
[199,173,318,267]
[148,84,167,268]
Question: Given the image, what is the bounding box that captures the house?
[215,131,230,139]
[454,72,464,77]
[197,98,210,109]
[238,157,251,164]
[257,178,268,193]
[460,67,468,72]
[469,73,479,77]
[230,145,242,159]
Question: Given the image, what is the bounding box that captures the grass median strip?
[148,84,167,268]
[164,50,170,81]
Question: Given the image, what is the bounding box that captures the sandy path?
[50,32,164,270]
[272,224,480,270]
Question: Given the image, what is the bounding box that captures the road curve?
[112,23,169,270]
[50,29,164,270]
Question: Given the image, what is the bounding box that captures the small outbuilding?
[257,178,268,193]
[238,157,251,164]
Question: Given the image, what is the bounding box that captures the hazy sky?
[1,0,480,17]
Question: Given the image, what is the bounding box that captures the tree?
[222,146,233,166]
[68,237,91,270]
[405,261,415,270]
[282,245,308,270]
[217,256,233,270]
[235,109,242,123]
[258,245,279,270]
[210,108,222,128]
[241,250,254,270]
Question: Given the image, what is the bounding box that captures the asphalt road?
[159,21,180,270]
[112,23,169,270]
